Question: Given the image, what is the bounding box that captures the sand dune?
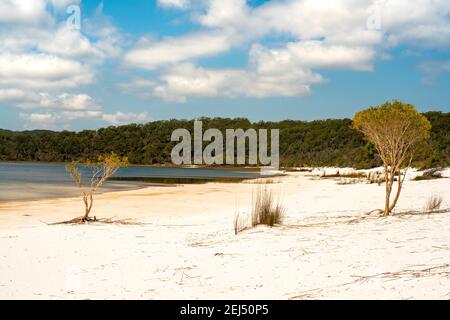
[0,170,449,299]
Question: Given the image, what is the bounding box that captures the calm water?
[0,162,261,203]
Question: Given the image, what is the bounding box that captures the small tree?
[353,100,431,215]
[66,152,128,222]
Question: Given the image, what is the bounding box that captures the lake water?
[0,162,262,203]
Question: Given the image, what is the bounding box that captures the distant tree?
[66,152,128,222]
[353,100,432,215]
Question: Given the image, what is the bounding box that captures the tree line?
[0,111,448,169]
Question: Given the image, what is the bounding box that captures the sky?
[0,0,449,131]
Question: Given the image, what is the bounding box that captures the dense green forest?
[0,112,448,169]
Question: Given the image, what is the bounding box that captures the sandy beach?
[0,170,449,299]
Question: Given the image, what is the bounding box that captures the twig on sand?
[46,216,141,225]
[289,288,323,299]
[351,264,450,282]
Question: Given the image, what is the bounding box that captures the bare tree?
[66,152,128,222]
[353,100,431,216]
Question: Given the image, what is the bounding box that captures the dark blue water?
[0,162,261,202]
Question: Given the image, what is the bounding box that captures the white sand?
[0,171,449,299]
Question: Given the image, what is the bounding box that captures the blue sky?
[0,0,449,131]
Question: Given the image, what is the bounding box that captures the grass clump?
[251,186,285,227]
[233,184,285,234]
[424,195,443,212]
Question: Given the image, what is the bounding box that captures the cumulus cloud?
[7,91,103,129]
[0,90,101,111]
[250,42,376,72]
[0,0,51,25]
[19,112,57,127]
[19,109,102,130]
[157,0,190,9]
[102,112,152,125]
[152,61,323,102]
[0,88,35,103]
[124,32,230,70]
[0,53,94,89]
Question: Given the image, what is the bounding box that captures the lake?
[0,162,263,203]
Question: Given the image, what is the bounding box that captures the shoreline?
[0,163,283,205]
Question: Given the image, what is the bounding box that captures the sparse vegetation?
[424,195,443,212]
[251,186,285,227]
[244,178,279,184]
[353,100,432,215]
[65,152,128,223]
[233,184,285,234]
[320,169,366,179]
[366,170,384,185]
[337,178,360,185]
[233,211,248,235]
[413,168,443,181]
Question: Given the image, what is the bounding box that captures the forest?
[0,111,448,169]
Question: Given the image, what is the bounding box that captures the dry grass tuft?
[234,211,248,235]
[424,195,443,212]
[233,184,285,234]
[251,186,285,227]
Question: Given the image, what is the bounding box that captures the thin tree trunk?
[389,170,403,212]
[383,165,391,216]
[82,192,93,221]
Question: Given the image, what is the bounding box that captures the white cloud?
[36,25,107,61]
[251,42,376,72]
[20,112,56,123]
[380,0,450,47]
[4,91,103,129]
[0,88,35,103]
[0,0,50,25]
[102,112,152,125]
[124,32,230,70]
[19,108,101,130]
[19,112,58,129]
[0,53,94,89]
[157,0,190,9]
[60,110,102,120]
[34,93,101,111]
[199,0,249,29]
[197,0,450,47]
[152,62,323,102]
[0,90,101,111]
[50,0,80,11]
